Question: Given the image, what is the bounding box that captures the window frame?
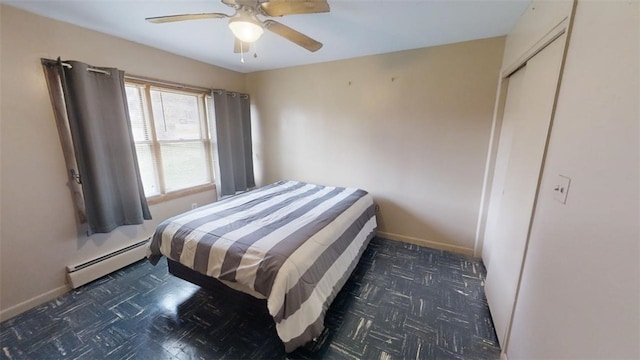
[125,79,215,205]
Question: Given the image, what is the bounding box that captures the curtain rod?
[211,89,249,99]
[44,58,247,98]
[128,75,248,98]
[124,74,212,93]
[58,61,111,76]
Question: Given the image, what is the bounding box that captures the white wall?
[0,5,245,318]
[506,0,639,357]
[247,37,505,254]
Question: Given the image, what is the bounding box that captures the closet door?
[484,34,566,347]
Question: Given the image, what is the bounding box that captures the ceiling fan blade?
[259,0,329,17]
[263,20,322,52]
[222,0,255,8]
[234,38,250,53]
[146,13,229,23]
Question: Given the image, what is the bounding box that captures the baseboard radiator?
[66,239,150,289]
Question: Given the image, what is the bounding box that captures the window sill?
[147,183,216,205]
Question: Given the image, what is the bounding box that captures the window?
[125,81,214,202]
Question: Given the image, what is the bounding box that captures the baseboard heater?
[66,238,150,289]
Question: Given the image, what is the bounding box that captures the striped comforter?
[147,180,377,352]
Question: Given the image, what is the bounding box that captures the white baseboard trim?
[0,284,70,322]
[376,231,474,256]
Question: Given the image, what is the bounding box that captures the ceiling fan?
[146,0,329,54]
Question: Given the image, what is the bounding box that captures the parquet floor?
[1,237,500,359]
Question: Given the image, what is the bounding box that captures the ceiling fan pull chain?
[241,41,245,63]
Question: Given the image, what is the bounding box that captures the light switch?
[553,175,571,204]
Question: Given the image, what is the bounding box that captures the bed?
[147,180,377,352]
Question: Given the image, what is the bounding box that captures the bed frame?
[167,259,329,352]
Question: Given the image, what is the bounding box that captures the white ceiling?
[5,0,530,73]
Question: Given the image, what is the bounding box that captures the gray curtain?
[212,90,255,196]
[42,59,151,234]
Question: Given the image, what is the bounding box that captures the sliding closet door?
[482,67,524,269]
[484,34,566,347]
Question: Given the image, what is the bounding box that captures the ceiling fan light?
[229,18,264,43]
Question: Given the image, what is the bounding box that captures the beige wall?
[506,0,639,357]
[248,37,505,253]
[0,5,245,317]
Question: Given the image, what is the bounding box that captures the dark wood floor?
[0,237,500,359]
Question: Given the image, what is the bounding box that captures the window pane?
[150,90,202,141]
[135,143,160,197]
[160,142,210,192]
[125,81,214,199]
[125,85,151,142]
